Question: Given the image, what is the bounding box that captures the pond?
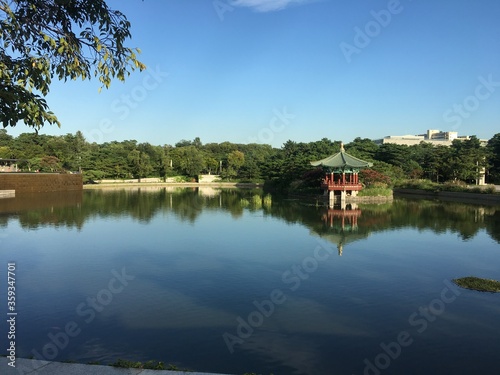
[1,187,499,375]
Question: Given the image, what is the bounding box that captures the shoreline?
[394,188,500,205]
[83,182,263,189]
[83,184,500,206]
[0,357,229,375]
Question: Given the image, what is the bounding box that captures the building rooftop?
[311,144,373,170]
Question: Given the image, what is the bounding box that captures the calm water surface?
[1,187,499,375]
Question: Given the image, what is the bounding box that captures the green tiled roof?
[310,147,373,169]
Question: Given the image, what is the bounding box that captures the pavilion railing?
[321,181,363,190]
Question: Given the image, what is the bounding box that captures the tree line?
[1,129,499,187]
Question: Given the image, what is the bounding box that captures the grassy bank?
[357,186,393,197]
[396,179,498,194]
[453,277,500,292]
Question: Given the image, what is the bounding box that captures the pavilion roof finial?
[340,142,345,152]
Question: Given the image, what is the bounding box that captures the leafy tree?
[423,145,451,182]
[227,150,244,173]
[39,155,61,171]
[240,158,260,180]
[345,137,377,161]
[405,159,423,179]
[204,156,219,175]
[359,169,391,187]
[63,131,87,171]
[46,136,69,161]
[374,143,409,168]
[0,129,13,146]
[0,145,12,158]
[171,146,205,177]
[148,145,168,178]
[12,132,45,159]
[487,133,500,183]
[175,139,192,148]
[448,137,488,183]
[221,150,244,180]
[239,143,275,180]
[27,156,42,172]
[128,149,153,181]
[90,141,130,178]
[192,137,202,149]
[307,138,339,160]
[0,0,145,129]
[370,160,404,183]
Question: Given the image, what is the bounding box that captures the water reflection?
[320,204,363,256]
[1,188,500,374]
[1,188,499,246]
[0,191,83,229]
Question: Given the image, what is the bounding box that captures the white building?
[374,129,487,147]
[373,130,488,185]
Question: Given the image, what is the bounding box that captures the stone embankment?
[394,188,500,204]
[0,173,82,193]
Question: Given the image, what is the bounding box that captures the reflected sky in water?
[1,188,500,375]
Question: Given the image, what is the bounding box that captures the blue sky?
[7,0,500,147]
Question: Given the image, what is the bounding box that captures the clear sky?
[6,0,500,147]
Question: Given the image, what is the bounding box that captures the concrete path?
[0,357,232,375]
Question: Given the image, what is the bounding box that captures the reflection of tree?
[1,189,499,246]
[0,191,84,230]
[485,211,500,244]
[0,188,265,229]
[263,198,500,247]
[381,199,496,242]
[301,205,371,250]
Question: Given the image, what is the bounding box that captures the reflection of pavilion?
[311,144,372,207]
[322,203,361,232]
[318,203,364,256]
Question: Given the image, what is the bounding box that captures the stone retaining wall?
[0,173,82,193]
[394,188,500,204]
